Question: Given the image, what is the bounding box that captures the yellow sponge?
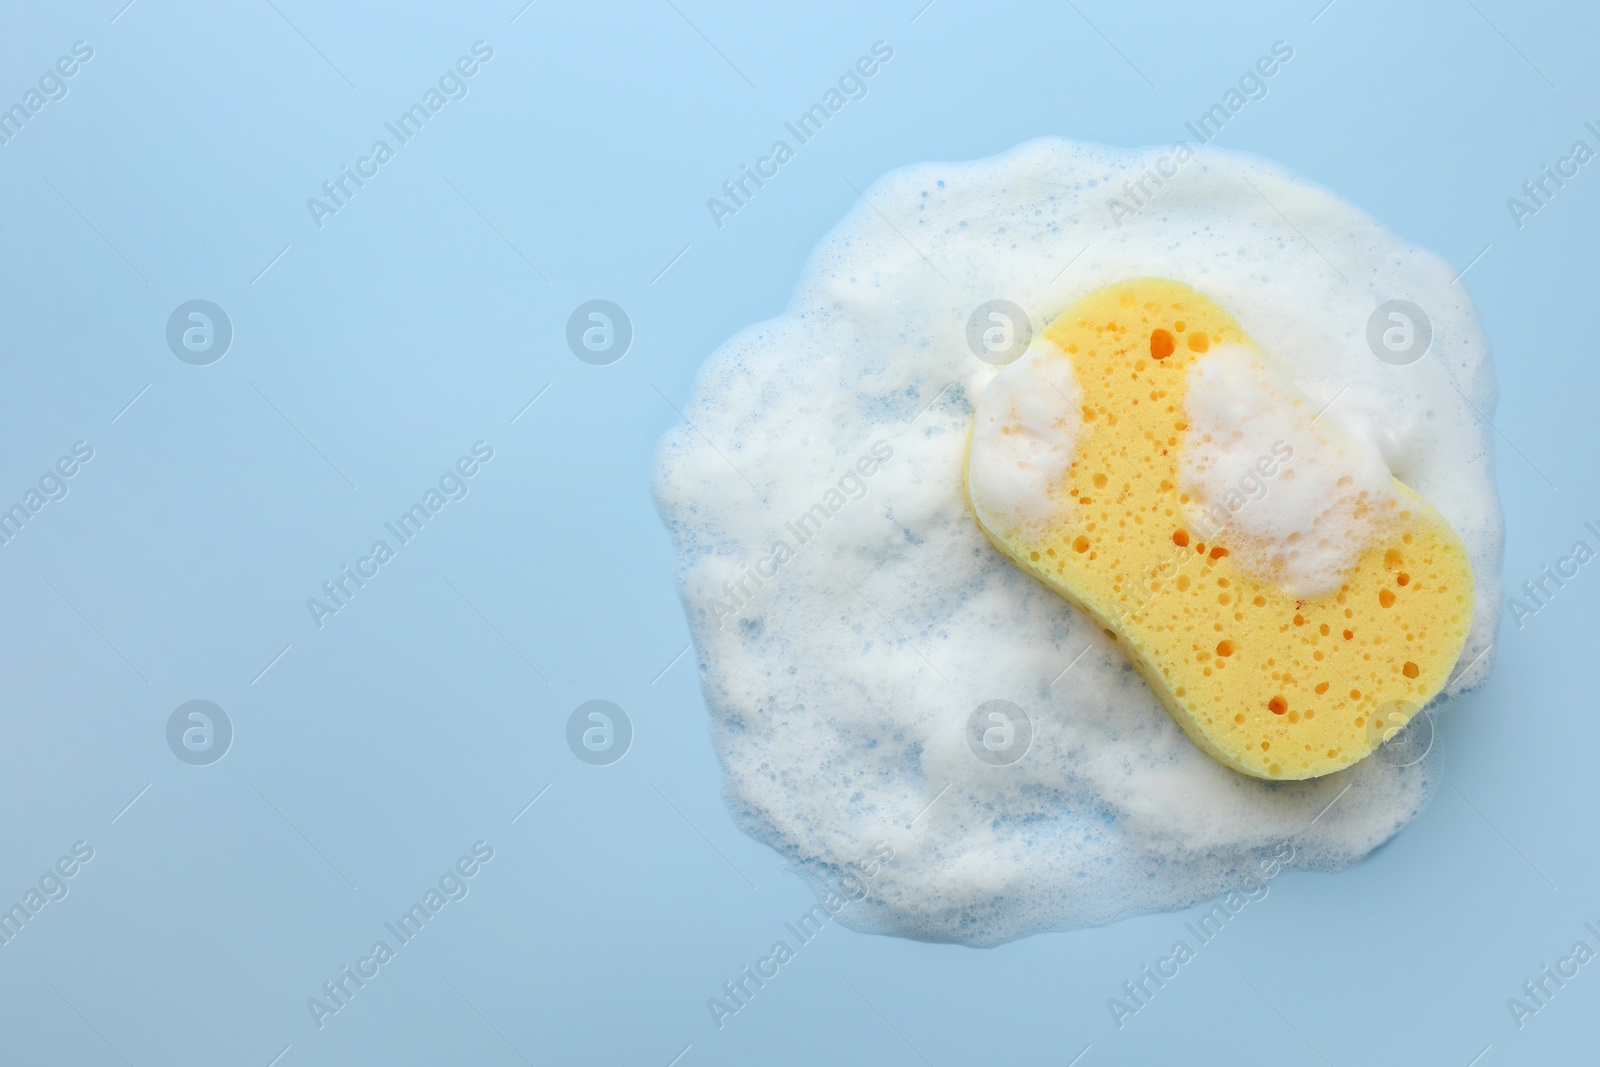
[965,278,1474,779]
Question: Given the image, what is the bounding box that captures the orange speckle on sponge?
[1151,329,1176,360]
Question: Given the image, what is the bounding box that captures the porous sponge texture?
[966,278,1475,780]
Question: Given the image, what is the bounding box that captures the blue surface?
[0,1,1595,1064]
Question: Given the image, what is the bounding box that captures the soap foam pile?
[1181,344,1402,597]
[967,344,1082,535]
[654,138,1502,945]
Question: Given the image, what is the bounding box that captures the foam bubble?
[1181,343,1401,596]
[654,137,1501,945]
[965,341,1081,538]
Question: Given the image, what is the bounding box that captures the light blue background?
[0,1,1594,1064]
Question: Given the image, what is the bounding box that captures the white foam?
[1181,344,1401,596]
[654,137,1502,945]
[964,340,1082,538]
